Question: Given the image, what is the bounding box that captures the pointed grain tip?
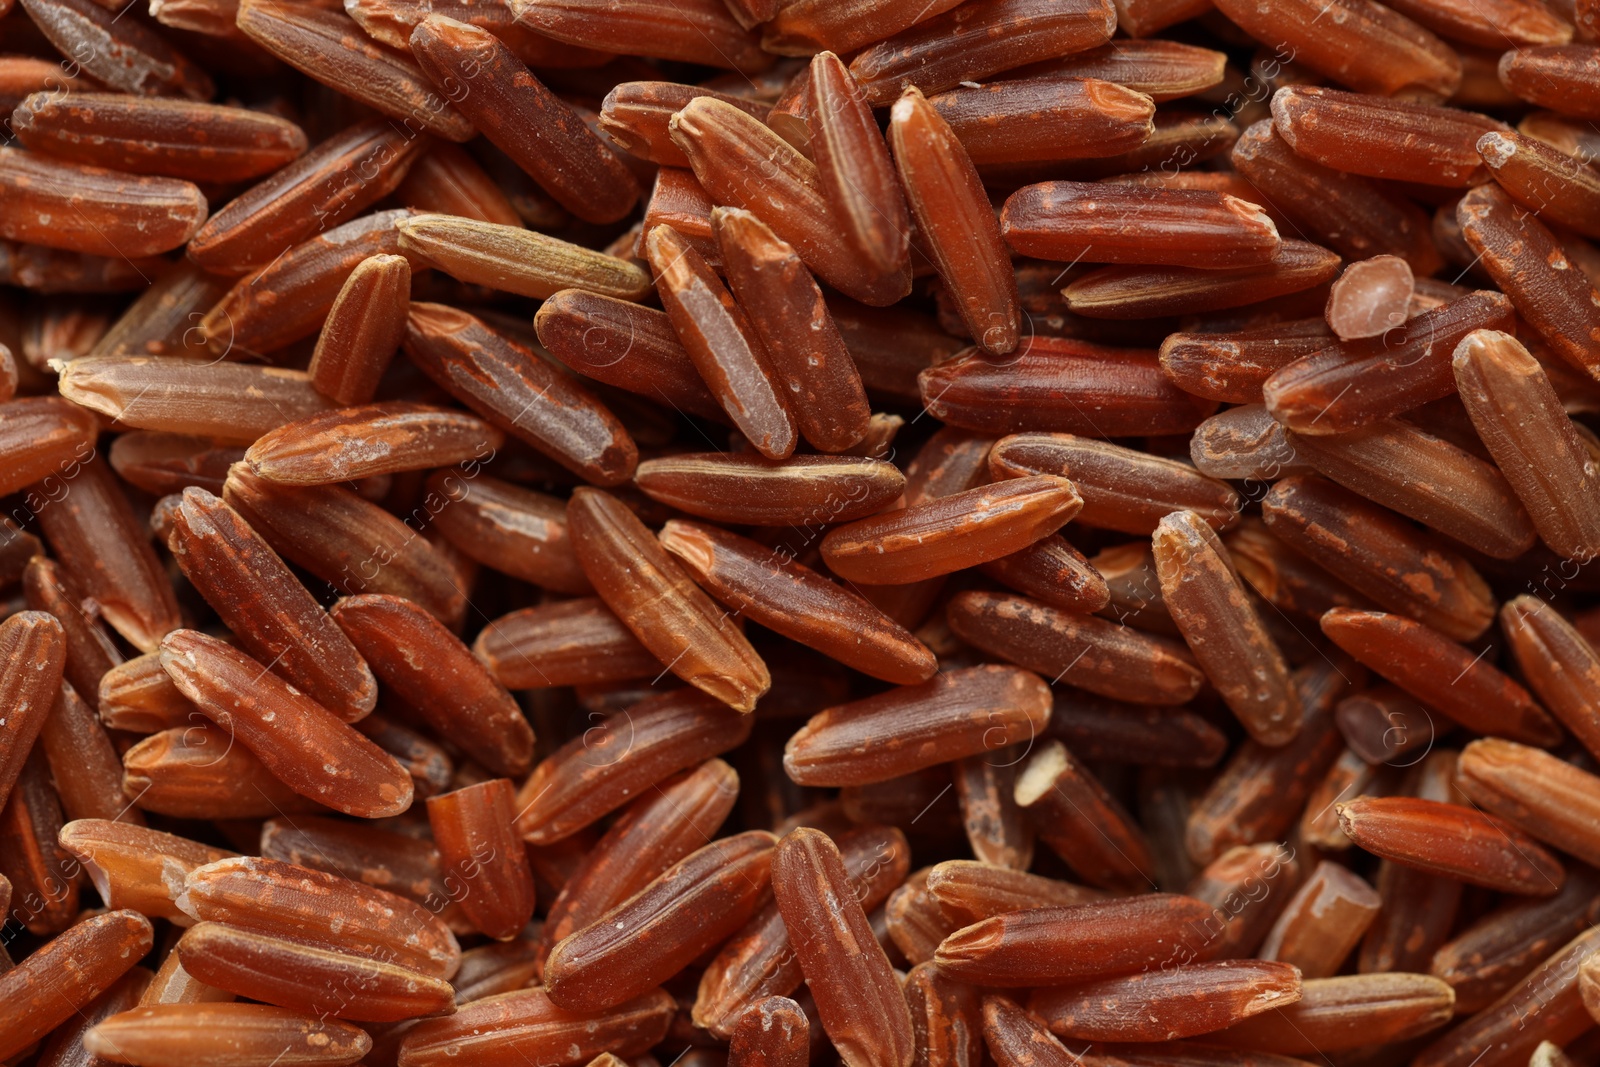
[933,919,1001,964]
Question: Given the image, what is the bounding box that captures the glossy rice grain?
[187,119,425,276]
[1284,419,1536,560]
[934,893,1219,987]
[245,402,502,486]
[258,815,451,907]
[0,148,206,259]
[15,8,1600,1065]
[1231,121,1442,272]
[514,688,754,844]
[1388,0,1572,45]
[11,93,306,183]
[159,629,413,818]
[224,465,466,625]
[167,487,377,723]
[1154,511,1298,746]
[949,590,1203,704]
[785,665,1049,786]
[1498,45,1600,119]
[1502,596,1600,763]
[1033,36,1224,93]
[1211,0,1460,97]
[427,778,536,941]
[39,678,137,826]
[770,828,914,1067]
[1271,86,1504,186]
[308,253,411,406]
[533,289,726,422]
[121,723,325,820]
[1477,130,1600,240]
[1028,960,1303,1042]
[0,396,98,498]
[849,0,1117,106]
[1454,738,1600,868]
[566,487,768,709]
[398,985,674,1067]
[330,593,533,776]
[821,476,1081,585]
[403,302,638,485]
[544,830,776,1012]
[1261,476,1495,642]
[59,356,338,443]
[599,82,769,168]
[931,78,1155,165]
[409,16,638,223]
[926,862,1105,925]
[179,854,459,980]
[992,432,1239,535]
[982,994,1081,1067]
[1336,795,1564,895]
[633,452,905,527]
[670,96,905,306]
[1264,291,1514,438]
[890,87,1019,357]
[511,0,768,72]
[474,598,659,690]
[1062,241,1342,320]
[84,1003,372,1067]
[1207,973,1457,1053]
[0,612,65,814]
[0,910,155,1061]
[33,456,182,653]
[645,223,797,460]
[429,472,590,594]
[543,759,739,957]
[922,337,1216,438]
[175,922,456,1022]
[1457,184,1600,380]
[981,534,1110,614]
[1320,609,1561,748]
[713,206,872,453]
[761,0,961,52]
[1453,329,1600,560]
[661,520,935,685]
[808,51,911,285]
[695,825,908,1036]
[198,209,422,358]
[235,0,472,140]
[1003,182,1279,268]
[106,432,242,496]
